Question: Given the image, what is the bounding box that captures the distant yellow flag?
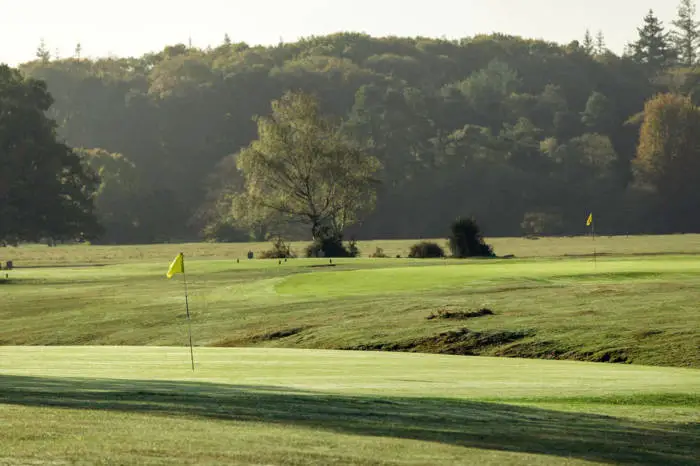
[166,253,184,279]
[586,213,593,227]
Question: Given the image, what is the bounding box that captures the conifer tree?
[630,9,676,72]
[582,29,595,55]
[35,38,50,63]
[672,0,700,66]
[595,30,606,55]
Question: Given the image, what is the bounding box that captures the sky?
[0,0,681,65]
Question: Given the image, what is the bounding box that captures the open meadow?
[1,235,700,464]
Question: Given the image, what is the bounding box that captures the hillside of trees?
[7,4,700,244]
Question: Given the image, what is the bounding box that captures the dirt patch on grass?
[497,341,632,364]
[347,330,633,365]
[251,327,306,342]
[426,308,494,320]
[214,327,308,347]
[346,328,532,356]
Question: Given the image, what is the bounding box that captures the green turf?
[2,237,700,464]
[1,243,699,367]
[1,346,698,465]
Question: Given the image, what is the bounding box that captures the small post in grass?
[166,252,195,371]
[586,213,596,268]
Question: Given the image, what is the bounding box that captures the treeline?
[12,3,700,243]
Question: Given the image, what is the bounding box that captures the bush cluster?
[448,217,495,258]
[408,217,495,259]
[305,234,359,258]
[259,237,295,259]
[408,241,445,258]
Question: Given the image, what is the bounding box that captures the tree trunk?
[311,220,321,241]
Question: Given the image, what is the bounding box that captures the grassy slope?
[1,347,699,465]
[2,245,700,367]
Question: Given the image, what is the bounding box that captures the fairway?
[2,237,700,464]
[1,346,699,465]
[2,240,700,368]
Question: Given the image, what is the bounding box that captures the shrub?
[370,247,388,258]
[408,241,445,258]
[448,217,495,258]
[259,237,295,259]
[347,238,359,258]
[305,234,359,258]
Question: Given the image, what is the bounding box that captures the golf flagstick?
[167,252,195,371]
[183,265,195,371]
[586,213,596,269]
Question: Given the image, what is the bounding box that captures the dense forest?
[5,3,700,244]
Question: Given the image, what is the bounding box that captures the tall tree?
[582,29,595,55]
[630,10,676,72]
[457,59,522,132]
[35,39,50,63]
[235,91,381,239]
[0,65,100,244]
[671,0,700,66]
[77,148,140,243]
[635,93,700,231]
[581,91,615,133]
[595,31,607,55]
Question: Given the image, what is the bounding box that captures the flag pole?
[591,218,597,269]
[182,253,195,371]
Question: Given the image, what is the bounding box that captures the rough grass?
[7,233,700,266]
[1,347,699,465]
[1,242,699,368]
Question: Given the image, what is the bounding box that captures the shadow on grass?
[0,374,697,465]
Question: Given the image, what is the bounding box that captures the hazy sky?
[0,0,680,65]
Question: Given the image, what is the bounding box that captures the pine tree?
[35,38,51,63]
[583,29,595,55]
[595,30,606,55]
[672,0,700,66]
[223,34,231,45]
[630,9,676,71]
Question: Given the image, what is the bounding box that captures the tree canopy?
[0,65,99,244]
[8,1,700,242]
[235,91,380,240]
[635,93,700,232]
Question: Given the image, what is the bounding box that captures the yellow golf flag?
[586,213,593,227]
[166,253,184,278]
